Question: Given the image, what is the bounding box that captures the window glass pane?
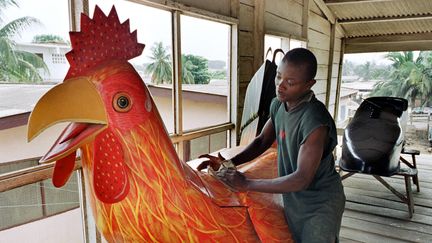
[184,131,227,162]
[0,172,81,243]
[180,15,230,132]
[187,136,210,161]
[0,0,69,164]
[210,131,227,152]
[290,39,304,49]
[89,0,174,133]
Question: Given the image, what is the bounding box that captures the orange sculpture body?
[27,6,293,242]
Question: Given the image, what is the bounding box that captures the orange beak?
[27,77,108,164]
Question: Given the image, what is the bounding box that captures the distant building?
[337,87,359,123]
[342,80,378,100]
[15,42,71,83]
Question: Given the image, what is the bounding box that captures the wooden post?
[302,0,310,40]
[172,10,184,160]
[253,0,264,70]
[334,38,345,119]
[325,21,336,108]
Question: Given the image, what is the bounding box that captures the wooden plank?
[339,236,362,243]
[265,0,303,25]
[308,11,330,35]
[240,0,254,6]
[344,184,432,209]
[325,22,336,107]
[309,47,329,65]
[316,65,328,80]
[336,23,345,38]
[239,56,254,82]
[340,226,407,243]
[333,38,344,118]
[239,30,254,56]
[342,175,432,199]
[344,210,432,235]
[326,0,394,5]
[309,0,324,17]
[177,0,232,17]
[345,201,432,226]
[312,0,336,24]
[345,41,432,54]
[264,12,302,39]
[239,3,254,31]
[312,79,327,94]
[346,32,432,45]
[308,29,331,50]
[230,0,239,18]
[253,0,264,70]
[0,161,82,192]
[345,191,432,217]
[341,216,432,242]
[302,0,310,39]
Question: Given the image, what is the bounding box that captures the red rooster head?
[27,6,166,204]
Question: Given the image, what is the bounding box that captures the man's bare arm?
[230,119,276,165]
[222,125,328,192]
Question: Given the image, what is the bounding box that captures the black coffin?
[340,97,408,176]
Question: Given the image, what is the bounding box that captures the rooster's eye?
[113,92,132,112]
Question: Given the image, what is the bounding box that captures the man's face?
[275,61,315,103]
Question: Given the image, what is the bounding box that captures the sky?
[4,0,230,64]
[344,52,392,65]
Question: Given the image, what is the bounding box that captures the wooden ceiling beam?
[313,0,336,24]
[345,33,432,53]
[345,32,432,44]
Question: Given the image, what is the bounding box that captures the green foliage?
[209,70,226,79]
[183,54,210,84]
[181,55,194,84]
[343,60,389,80]
[145,42,172,84]
[370,51,432,107]
[145,42,223,85]
[0,0,48,83]
[32,34,67,44]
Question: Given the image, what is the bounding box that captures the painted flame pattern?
[81,105,263,242]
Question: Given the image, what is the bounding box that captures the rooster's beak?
[27,77,108,163]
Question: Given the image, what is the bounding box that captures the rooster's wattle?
[27,6,293,242]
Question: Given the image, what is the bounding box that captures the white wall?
[0,208,83,243]
[0,123,67,163]
[16,44,70,83]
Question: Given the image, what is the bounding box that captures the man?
[199,48,345,243]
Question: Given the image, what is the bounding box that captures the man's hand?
[216,168,249,191]
[197,153,226,171]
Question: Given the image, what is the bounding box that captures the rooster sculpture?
[27,6,293,242]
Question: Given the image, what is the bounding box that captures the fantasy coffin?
[340,97,408,176]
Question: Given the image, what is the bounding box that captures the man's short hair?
[282,48,317,81]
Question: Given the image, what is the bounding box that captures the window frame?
[82,0,238,161]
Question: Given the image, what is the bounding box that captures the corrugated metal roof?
[343,19,432,37]
[325,0,432,38]
[328,0,432,20]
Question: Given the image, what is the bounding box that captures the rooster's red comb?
[65,5,145,79]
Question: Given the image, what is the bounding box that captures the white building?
[15,43,71,83]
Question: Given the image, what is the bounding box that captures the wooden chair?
[340,149,420,218]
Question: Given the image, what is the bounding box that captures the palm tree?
[32,34,67,44]
[371,51,432,108]
[145,42,172,84]
[181,55,195,84]
[0,0,48,82]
